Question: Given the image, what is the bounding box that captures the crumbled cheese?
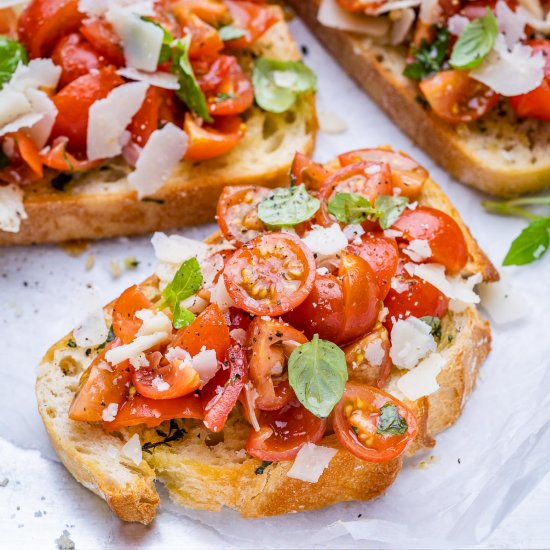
[496,0,526,49]
[378,306,389,323]
[229,328,247,345]
[343,223,365,241]
[402,239,432,262]
[397,352,444,400]
[10,59,61,92]
[192,348,219,388]
[316,266,330,276]
[390,277,409,294]
[73,288,109,347]
[165,346,191,363]
[478,280,529,325]
[302,223,348,256]
[287,443,337,483]
[364,338,385,367]
[317,110,347,134]
[79,0,156,18]
[210,275,237,311]
[389,316,436,370]
[0,184,27,233]
[317,0,390,36]
[152,375,170,392]
[105,332,170,365]
[102,403,119,422]
[135,309,172,337]
[116,67,180,89]
[129,352,149,369]
[24,89,58,149]
[120,433,142,466]
[383,228,403,238]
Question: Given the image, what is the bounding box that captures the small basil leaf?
[419,316,442,340]
[503,218,550,266]
[374,195,409,229]
[252,57,316,114]
[141,17,174,63]
[403,26,449,81]
[288,334,348,418]
[0,37,27,88]
[172,36,212,122]
[327,192,375,224]
[450,8,498,70]
[172,302,196,329]
[257,184,320,226]
[218,25,247,41]
[376,404,408,435]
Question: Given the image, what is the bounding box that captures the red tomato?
[347,232,399,300]
[224,0,279,49]
[184,113,244,161]
[246,400,327,461]
[201,343,248,432]
[290,152,330,191]
[223,232,316,316]
[170,304,231,361]
[338,148,428,198]
[246,318,307,410]
[111,285,153,344]
[128,86,163,147]
[0,135,42,185]
[0,8,18,36]
[333,383,417,462]
[11,132,43,178]
[50,67,124,153]
[79,19,125,66]
[419,70,500,124]
[392,206,468,273]
[228,307,252,333]
[18,0,84,58]
[336,0,384,13]
[51,32,105,88]
[69,340,132,422]
[216,185,271,244]
[509,40,550,122]
[41,139,102,172]
[103,393,204,430]
[172,0,230,26]
[177,13,224,58]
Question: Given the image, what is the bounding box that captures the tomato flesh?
[224,0,279,49]
[128,86,163,147]
[79,19,124,66]
[290,151,329,191]
[112,285,153,344]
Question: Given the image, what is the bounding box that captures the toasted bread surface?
[288,0,550,197]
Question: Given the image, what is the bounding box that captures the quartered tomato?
[509,40,550,122]
[103,393,204,430]
[111,285,153,344]
[419,70,500,124]
[202,343,248,432]
[50,67,124,153]
[339,148,428,198]
[18,0,84,58]
[290,152,329,191]
[333,383,417,462]
[347,232,399,299]
[172,0,230,26]
[224,0,279,49]
[223,232,316,316]
[392,206,468,273]
[216,185,271,243]
[69,340,132,423]
[246,399,327,461]
[184,113,245,161]
[128,86,163,147]
[178,13,224,58]
[41,139,102,172]
[246,318,307,410]
[51,32,105,88]
[79,19,125,66]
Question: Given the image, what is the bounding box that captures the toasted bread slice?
[36,175,497,524]
[1,11,316,246]
[287,0,550,197]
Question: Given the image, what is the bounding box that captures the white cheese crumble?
[0,184,28,233]
[135,309,172,337]
[105,332,170,365]
[302,223,348,256]
[397,352,444,401]
[402,239,432,262]
[120,433,142,466]
[389,317,436,370]
[287,443,338,483]
[102,403,119,422]
[364,338,385,367]
[192,348,219,388]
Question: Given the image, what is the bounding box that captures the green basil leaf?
[218,24,247,41]
[376,404,408,435]
[374,195,409,229]
[0,37,27,89]
[503,218,550,266]
[450,8,498,70]
[403,26,449,81]
[141,17,174,63]
[252,57,316,114]
[172,36,212,122]
[419,316,442,339]
[257,184,320,226]
[172,302,196,329]
[327,192,375,224]
[288,334,348,418]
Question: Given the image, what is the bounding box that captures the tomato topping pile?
[69,149,472,466]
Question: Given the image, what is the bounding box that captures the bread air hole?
[59,356,82,376]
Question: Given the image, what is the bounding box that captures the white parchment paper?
[1,18,550,550]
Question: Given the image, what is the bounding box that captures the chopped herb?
[0,37,27,88]
[67,339,77,348]
[96,326,115,350]
[142,419,187,453]
[376,404,408,435]
[403,26,449,81]
[254,460,272,475]
[420,316,442,340]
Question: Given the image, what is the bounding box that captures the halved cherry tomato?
[333,383,417,462]
[79,19,125,66]
[170,304,230,361]
[103,393,204,430]
[41,139,102,172]
[133,350,201,400]
[339,148,428,198]
[419,70,500,124]
[11,132,43,178]
[336,0,384,14]
[201,343,248,432]
[246,399,327,461]
[111,285,153,344]
[216,185,271,243]
[392,206,468,274]
[128,86,163,147]
[290,151,329,191]
[51,32,105,88]
[18,0,84,58]
[176,12,224,58]
[51,67,124,153]
[347,232,399,300]
[223,232,316,316]
[172,0,231,26]
[246,317,307,410]
[69,339,132,422]
[184,113,245,161]
[224,0,279,49]
[200,55,254,116]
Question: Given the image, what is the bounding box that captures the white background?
[1,17,549,550]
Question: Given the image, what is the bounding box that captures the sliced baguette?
[288,0,550,197]
[1,11,316,246]
[36,176,497,524]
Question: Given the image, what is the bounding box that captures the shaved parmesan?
[402,239,432,262]
[10,59,61,92]
[517,5,550,33]
[448,14,470,36]
[0,112,43,138]
[121,433,142,466]
[287,443,337,483]
[127,123,188,198]
[79,0,156,17]
[192,349,219,388]
[210,275,237,311]
[117,67,180,90]
[364,338,385,367]
[419,0,442,24]
[318,0,390,37]
[302,223,348,256]
[397,352,444,400]
[0,89,32,129]
[478,281,528,325]
[390,316,436,370]
[151,232,209,265]
[106,332,171,365]
[135,309,172,336]
[390,8,416,45]
[102,403,119,422]
[73,288,109,347]
[495,0,526,49]
[244,383,260,432]
[375,0,421,15]
[87,81,149,161]
[0,184,27,233]
[25,89,57,148]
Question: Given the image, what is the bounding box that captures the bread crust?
[288,0,550,197]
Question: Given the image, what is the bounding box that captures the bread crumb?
[124,256,139,270]
[109,261,122,278]
[55,530,75,550]
[0,478,8,487]
[59,240,89,257]
[85,255,95,271]
[318,110,347,134]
